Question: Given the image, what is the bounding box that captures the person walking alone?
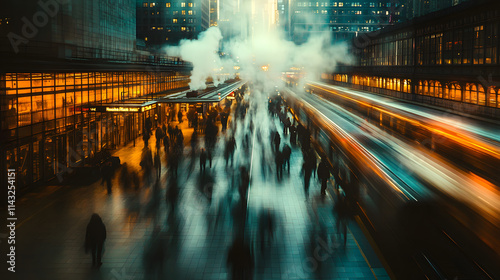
[85,214,107,268]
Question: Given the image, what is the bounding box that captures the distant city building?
[210,0,218,26]
[411,0,471,18]
[277,0,291,38]
[288,0,407,44]
[136,0,210,48]
[0,0,136,59]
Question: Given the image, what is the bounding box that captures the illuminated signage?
[106,107,141,112]
[142,103,157,112]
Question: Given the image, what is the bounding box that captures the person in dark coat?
[85,213,107,267]
[155,125,164,151]
[317,158,330,196]
[177,110,183,123]
[101,162,114,194]
[289,125,297,145]
[207,149,213,168]
[273,131,281,152]
[200,148,207,173]
[275,150,283,181]
[282,144,292,174]
[163,134,170,154]
[302,152,314,199]
[227,236,254,280]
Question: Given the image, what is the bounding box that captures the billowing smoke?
[165,27,225,90]
[162,2,353,92]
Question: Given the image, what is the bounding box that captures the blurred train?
[305,81,500,188]
[281,87,500,279]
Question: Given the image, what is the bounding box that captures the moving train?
[281,87,500,280]
[305,81,500,188]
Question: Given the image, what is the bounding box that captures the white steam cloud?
[163,4,353,92]
[165,27,225,90]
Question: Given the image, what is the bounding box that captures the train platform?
[3,112,391,280]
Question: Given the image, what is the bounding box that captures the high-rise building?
[288,0,406,44]
[210,0,218,26]
[136,0,210,48]
[412,0,471,18]
[0,0,136,59]
[277,0,291,38]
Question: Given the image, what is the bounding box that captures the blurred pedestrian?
[317,157,330,196]
[275,150,283,181]
[273,131,281,152]
[227,237,254,280]
[282,144,291,174]
[101,162,114,195]
[225,136,236,167]
[163,134,170,155]
[200,148,207,173]
[154,151,161,179]
[207,149,213,168]
[302,153,314,199]
[177,109,183,123]
[85,214,107,268]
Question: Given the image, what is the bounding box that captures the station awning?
[156,81,245,103]
[83,81,245,113]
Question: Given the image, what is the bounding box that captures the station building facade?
[324,0,500,120]
[0,0,191,190]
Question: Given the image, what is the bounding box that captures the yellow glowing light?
[261,65,269,72]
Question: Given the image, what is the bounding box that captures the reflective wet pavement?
[5,114,390,280]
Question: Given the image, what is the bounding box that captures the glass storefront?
[0,70,190,190]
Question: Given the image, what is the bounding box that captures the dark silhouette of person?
[166,177,179,214]
[275,150,283,181]
[155,125,164,151]
[282,144,292,174]
[207,149,213,168]
[309,148,317,178]
[289,125,297,145]
[85,214,107,267]
[154,151,161,179]
[302,153,314,199]
[225,136,237,167]
[163,134,170,155]
[101,162,114,194]
[334,193,349,247]
[273,131,281,152]
[239,166,250,204]
[317,158,330,196]
[177,109,183,123]
[227,236,254,280]
[258,209,275,252]
[200,148,207,173]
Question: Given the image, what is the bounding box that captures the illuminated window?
[182,10,186,15]
[181,2,186,7]
[338,2,343,7]
[181,26,186,31]
[188,10,193,15]
[166,3,170,7]
[150,2,155,7]
[143,2,148,7]
[173,18,177,23]
[188,2,193,7]
[145,37,148,41]
[166,37,169,41]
